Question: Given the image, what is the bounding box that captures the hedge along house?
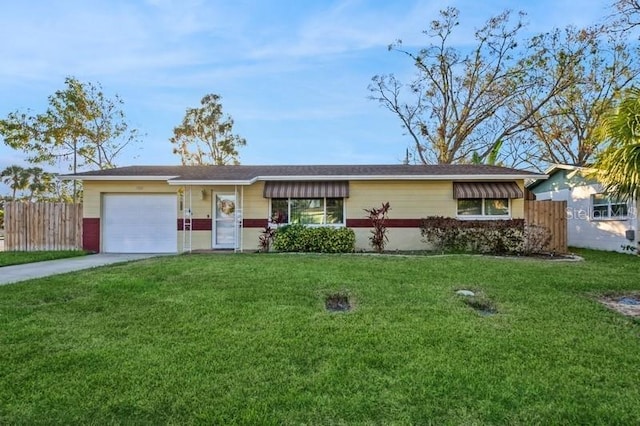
[528,164,639,253]
[65,164,545,253]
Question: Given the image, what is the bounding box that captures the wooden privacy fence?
[524,200,567,254]
[4,202,82,251]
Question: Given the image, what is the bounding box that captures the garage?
[102,194,177,253]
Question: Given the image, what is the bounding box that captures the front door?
[213,193,236,249]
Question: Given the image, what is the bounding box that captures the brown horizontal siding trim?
[175,218,426,229]
[177,218,212,231]
[176,218,270,229]
[83,218,100,253]
[244,219,268,228]
[346,219,422,228]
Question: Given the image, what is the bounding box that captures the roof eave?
[167,179,255,186]
[252,174,547,181]
[60,175,179,181]
[63,173,548,183]
[543,164,594,175]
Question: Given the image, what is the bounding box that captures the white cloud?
[0,0,242,82]
[248,0,441,60]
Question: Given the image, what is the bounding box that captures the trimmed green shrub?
[420,216,527,254]
[272,224,355,253]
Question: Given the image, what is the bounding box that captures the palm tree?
[592,87,640,201]
[0,165,30,199]
[26,167,56,201]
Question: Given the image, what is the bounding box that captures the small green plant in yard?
[0,250,86,267]
[1,250,640,424]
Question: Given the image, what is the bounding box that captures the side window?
[591,194,628,220]
[457,199,482,216]
[484,199,509,216]
[270,198,288,223]
[457,198,509,217]
[290,199,323,224]
[326,198,344,224]
[269,198,345,225]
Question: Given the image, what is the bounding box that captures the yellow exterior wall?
[83,180,269,252]
[82,178,527,253]
[511,181,526,219]
[83,180,178,218]
[241,228,262,252]
[242,182,268,219]
[346,180,455,218]
[181,183,267,219]
[347,180,526,219]
[178,230,212,251]
[348,180,450,250]
[347,179,526,250]
[353,228,427,252]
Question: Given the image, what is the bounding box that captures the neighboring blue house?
[528,165,638,253]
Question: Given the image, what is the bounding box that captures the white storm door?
[213,193,236,249]
[103,194,177,253]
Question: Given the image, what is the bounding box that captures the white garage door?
[103,194,177,253]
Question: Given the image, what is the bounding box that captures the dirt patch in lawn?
[456,289,498,316]
[325,292,352,312]
[599,294,640,317]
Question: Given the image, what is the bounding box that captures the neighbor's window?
[591,194,628,220]
[271,198,344,225]
[457,198,509,217]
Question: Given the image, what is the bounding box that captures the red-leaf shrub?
[364,202,391,253]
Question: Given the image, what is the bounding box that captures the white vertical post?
[233,185,238,252]
[181,187,185,252]
[240,186,244,253]
[188,186,192,252]
[182,186,193,253]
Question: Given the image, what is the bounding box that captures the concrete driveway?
[0,253,164,286]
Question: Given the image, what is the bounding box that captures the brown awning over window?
[453,181,523,199]
[263,181,349,198]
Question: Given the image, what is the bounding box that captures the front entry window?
[214,194,236,248]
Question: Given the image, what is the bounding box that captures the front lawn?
[1,250,639,424]
[0,250,87,267]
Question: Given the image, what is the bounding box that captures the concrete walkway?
[0,253,162,286]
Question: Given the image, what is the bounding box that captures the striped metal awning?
[453,181,523,199]
[263,181,349,198]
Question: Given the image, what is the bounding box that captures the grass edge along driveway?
[0,250,87,267]
[1,250,639,424]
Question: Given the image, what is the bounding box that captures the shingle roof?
[65,164,544,182]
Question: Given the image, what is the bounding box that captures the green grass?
[0,250,87,267]
[1,250,639,424]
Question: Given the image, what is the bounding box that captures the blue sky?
[0,0,612,182]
